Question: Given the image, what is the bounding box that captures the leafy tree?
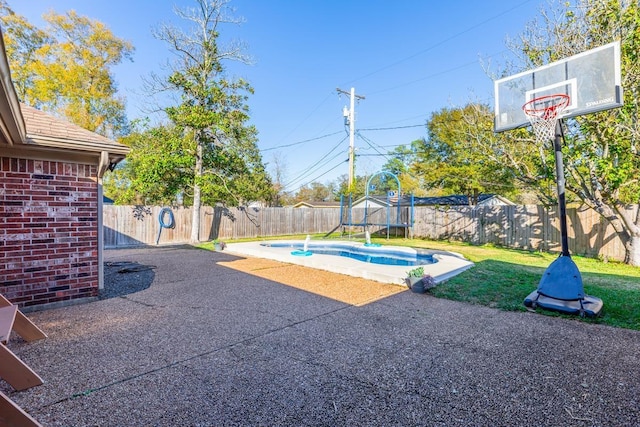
[106,121,192,205]
[412,105,519,201]
[383,143,417,176]
[294,182,333,203]
[199,124,275,206]
[335,174,367,200]
[498,0,640,265]
[151,0,270,242]
[0,2,133,138]
[398,173,427,197]
[0,1,50,100]
[106,119,274,207]
[381,140,427,196]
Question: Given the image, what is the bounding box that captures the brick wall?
[1,157,99,308]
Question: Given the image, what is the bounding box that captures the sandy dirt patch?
[218,257,406,306]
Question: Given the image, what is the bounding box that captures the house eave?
[3,139,128,169]
[25,134,130,157]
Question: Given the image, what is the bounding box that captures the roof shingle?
[21,103,124,148]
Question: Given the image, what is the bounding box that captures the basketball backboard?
[494,41,622,133]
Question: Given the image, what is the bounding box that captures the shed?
[292,201,342,209]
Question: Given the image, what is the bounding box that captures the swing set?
[327,171,415,239]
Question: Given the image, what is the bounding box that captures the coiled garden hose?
[156,207,175,245]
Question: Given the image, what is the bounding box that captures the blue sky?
[10,0,544,193]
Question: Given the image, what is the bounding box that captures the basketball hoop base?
[524,291,603,318]
[523,255,603,317]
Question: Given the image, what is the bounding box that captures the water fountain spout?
[292,235,313,257]
[364,230,381,247]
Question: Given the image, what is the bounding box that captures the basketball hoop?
[522,94,570,142]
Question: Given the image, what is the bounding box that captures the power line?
[274,123,424,191]
[367,51,507,96]
[273,0,535,194]
[284,149,347,189]
[358,153,405,157]
[371,142,422,149]
[286,159,348,194]
[358,124,424,131]
[357,132,391,162]
[339,0,535,86]
[283,135,348,188]
[268,2,536,195]
[266,91,336,149]
[261,130,343,152]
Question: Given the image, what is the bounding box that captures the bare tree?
[153,0,254,242]
[268,152,288,206]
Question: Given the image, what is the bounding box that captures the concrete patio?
[3,245,640,426]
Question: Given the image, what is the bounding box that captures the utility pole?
[337,87,365,190]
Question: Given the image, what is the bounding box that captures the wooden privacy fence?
[412,204,628,261]
[103,204,629,261]
[103,205,342,247]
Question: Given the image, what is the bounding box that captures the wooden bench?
[0,390,42,427]
[0,295,47,343]
[0,295,47,426]
[0,298,46,391]
[0,338,44,391]
[0,303,18,344]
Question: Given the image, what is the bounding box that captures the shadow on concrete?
[100,261,156,299]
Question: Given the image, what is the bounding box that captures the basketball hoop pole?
[504,47,614,316]
[524,116,600,315]
[552,120,571,257]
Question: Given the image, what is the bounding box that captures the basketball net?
[522,94,570,142]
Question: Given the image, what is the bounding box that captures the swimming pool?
[225,240,474,285]
[261,242,435,266]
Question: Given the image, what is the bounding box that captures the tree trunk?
[584,200,640,266]
[624,234,640,266]
[190,142,204,243]
[191,184,201,243]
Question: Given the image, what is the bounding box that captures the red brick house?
[0,30,129,310]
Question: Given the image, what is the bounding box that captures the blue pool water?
[261,242,435,267]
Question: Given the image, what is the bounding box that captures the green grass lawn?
[202,235,640,331]
[373,237,640,331]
